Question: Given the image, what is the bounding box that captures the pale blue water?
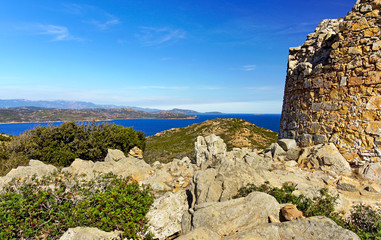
[0,114,281,136]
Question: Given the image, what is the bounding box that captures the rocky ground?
[1,134,380,240]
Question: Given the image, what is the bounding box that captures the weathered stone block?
[365,121,381,136]
[366,96,381,110]
[365,71,381,85]
[348,76,363,86]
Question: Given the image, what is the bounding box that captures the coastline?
[0,116,196,125]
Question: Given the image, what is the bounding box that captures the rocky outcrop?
[183,192,280,237]
[195,134,227,168]
[147,191,189,240]
[0,160,57,190]
[298,143,352,173]
[59,227,122,240]
[279,0,381,165]
[221,216,360,240]
[2,134,380,239]
[104,149,126,162]
[128,146,143,159]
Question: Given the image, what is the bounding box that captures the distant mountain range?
[0,107,193,124]
[0,99,224,115]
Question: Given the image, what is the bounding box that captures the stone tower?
[279,0,381,165]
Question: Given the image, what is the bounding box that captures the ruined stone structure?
[279,0,381,164]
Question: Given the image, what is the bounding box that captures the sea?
[0,114,281,136]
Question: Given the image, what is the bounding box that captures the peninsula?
[0,107,193,124]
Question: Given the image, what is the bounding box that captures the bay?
[0,114,281,136]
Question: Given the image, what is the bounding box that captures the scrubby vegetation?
[0,134,12,142]
[0,172,154,239]
[144,118,277,163]
[0,122,145,176]
[235,182,381,240]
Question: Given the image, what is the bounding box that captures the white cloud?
[137,27,186,46]
[131,86,189,90]
[242,65,256,71]
[38,24,81,41]
[89,18,120,30]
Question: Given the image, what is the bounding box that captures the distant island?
[0,107,194,124]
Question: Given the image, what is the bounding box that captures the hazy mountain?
[167,108,224,115]
[0,99,224,115]
[0,99,121,109]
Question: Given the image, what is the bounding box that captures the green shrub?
[0,134,12,142]
[0,173,154,239]
[0,122,145,175]
[346,204,381,240]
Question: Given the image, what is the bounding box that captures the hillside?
[0,107,192,123]
[144,118,278,163]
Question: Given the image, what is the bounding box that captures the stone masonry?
[279,0,381,165]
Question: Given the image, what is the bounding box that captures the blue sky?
[0,0,355,113]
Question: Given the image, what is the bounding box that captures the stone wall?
[279,0,381,165]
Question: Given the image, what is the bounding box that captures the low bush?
[235,182,381,240]
[0,173,154,239]
[0,122,145,176]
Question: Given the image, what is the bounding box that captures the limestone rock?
[308,144,352,173]
[0,160,57,186]
[128,146,143,159]
[62,159,95,179]
[63,157,152,181]
[271,143,286,159]
[176,227,220,240]
[195,134,227,169]
[59,227,122,240]
[361,163,381,183]
[278,139,297,151]
[105,149,126,162]
[365,182,381,193]
[281,205,303,221]
[188,192,280,237]
[147,190,189,240]
[221,216,360,240]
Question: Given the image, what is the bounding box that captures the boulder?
[278,139,297,151]
[105,149,126,162]
[195,134,227,169]
[62,159,95,179]
[361,163,381,183]
[307,144,352,173]
[281,205,303,221]
[0,160,57,186]
[146,190,189,240]
[221,216,360,240]
[128,146,143,159]
[286,148,300,161]
[271,143,286,159]
[59,227,122,240]
[107,157,151,181]
[63,157,152,181]
[176,227,220,240]
[186,192,280,237]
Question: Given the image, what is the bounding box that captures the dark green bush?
[0,173,154,239]
[346,204,381,240]
[0,134,12,142]
[0,122,145,175]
